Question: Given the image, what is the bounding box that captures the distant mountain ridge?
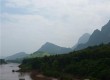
[72,33,90,49]
[5,52,29,60]
[75,20,110,50]
[38,42,72,54]
[6,20,110,59]
[77,33,90,44]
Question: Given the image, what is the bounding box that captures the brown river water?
[0,63,32,80]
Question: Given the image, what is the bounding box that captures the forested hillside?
[75,20,110,50]
[20,43,110,80]
[38,42,72,54]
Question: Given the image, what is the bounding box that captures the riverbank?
[29,70,90,80]
[18,69,58,80]
[19,44,110,80]
[18,68,94,80]
[30,71,58,80]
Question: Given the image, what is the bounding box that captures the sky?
[0,0,110,57]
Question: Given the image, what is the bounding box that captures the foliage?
[27,51,51,58]
[20,43,110,80]
[0,59,7,64]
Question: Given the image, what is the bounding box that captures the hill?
[38,42,72,54]
[20,43,110,80]
[75,20,110,50]
[5,52,29,60]
[28,51,51,58]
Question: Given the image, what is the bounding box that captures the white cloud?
[5,0,30,8]
[4,0,110,22]
[1,0,110,56]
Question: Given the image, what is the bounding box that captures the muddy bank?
[30,71,58,80]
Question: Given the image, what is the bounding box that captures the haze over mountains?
[38,42,72,54]
[5,52,29,60]
[72,33,90,49]
[5,20,110,59]
[31,20,110,56]
[75,20,110,50]
[5,42,72,59]
[28,42,72,58]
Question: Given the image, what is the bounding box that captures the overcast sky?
[0,0,110,57]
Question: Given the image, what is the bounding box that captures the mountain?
[28,51,51,58]
[72,33,90,49]
[75,20,110,50]
[5,52,29,60]
[20,43,110,80]
[38,42,72,54]
[77,33,91,44]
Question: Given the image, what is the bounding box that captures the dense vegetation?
[0,59,7,64]
[28,51,51,58]
[6,59,23,63]
[20,43,110,80]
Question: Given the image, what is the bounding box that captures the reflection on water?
[0,63,32,80]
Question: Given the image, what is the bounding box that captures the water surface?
[0,63,32,80]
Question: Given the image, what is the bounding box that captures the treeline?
[6,59,23,63]
[0,59,7,64]
[19,43,110,80]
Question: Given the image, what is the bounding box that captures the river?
[0,63,32,80]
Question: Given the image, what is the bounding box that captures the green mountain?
[75,20,110,50]
[20,43,110,80]
[38,42,72,54]
[4,52,29,63]
[28,51,51,58]
[5,52,29,60]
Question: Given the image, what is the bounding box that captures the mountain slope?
[5,52,29,60]
[77,33,90,44]
[38,42,72,54]
[75,20,110,50]
[20,43,110,80]
[28,51,51,58]
[72,33,90,49]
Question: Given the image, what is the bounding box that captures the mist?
[1,0,110,57]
